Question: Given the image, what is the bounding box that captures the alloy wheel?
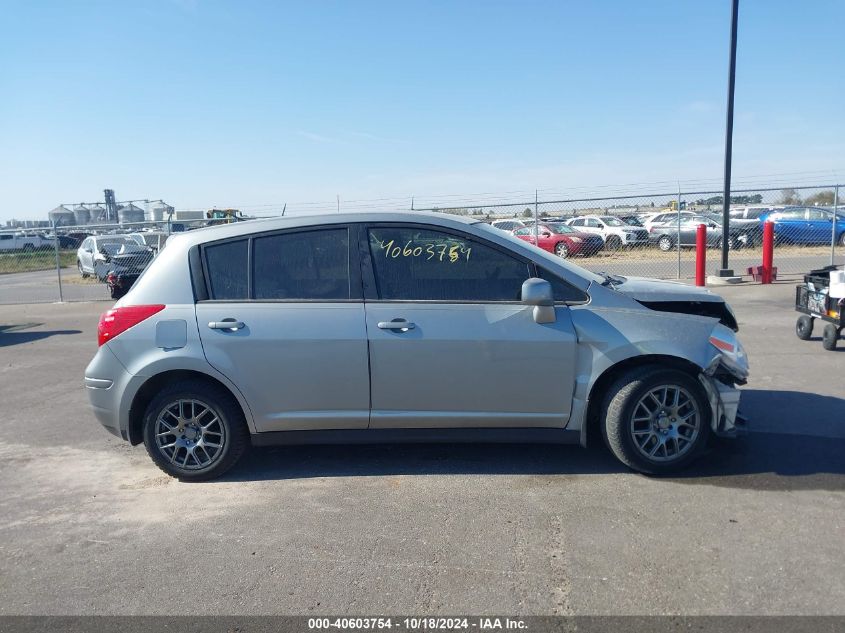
[629,385,700,462]
[154,399,226,470]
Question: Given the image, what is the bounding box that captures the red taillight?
[98,304,165,346]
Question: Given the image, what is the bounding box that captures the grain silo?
[118,203,145,225]
[48,205,75,227]
[72,204,91,226]
[148,202,174,222]
[88,204,109,224]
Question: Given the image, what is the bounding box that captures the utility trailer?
[795,265,845,351]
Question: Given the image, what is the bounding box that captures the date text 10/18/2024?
[308,617,527,630]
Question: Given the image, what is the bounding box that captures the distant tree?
[650,201,655,207]
[780,188,802,205]
[539,211,548,218]
[522,207,533,218]
[803,190,835,206]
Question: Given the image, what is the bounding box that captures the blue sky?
[1,0,844,219]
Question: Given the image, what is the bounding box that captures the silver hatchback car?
[85,212,748,480]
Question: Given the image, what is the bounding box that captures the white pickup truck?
[0,232,53,252]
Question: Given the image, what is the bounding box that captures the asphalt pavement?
[0,282,842,615]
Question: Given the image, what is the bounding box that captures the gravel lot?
[0,282,842,615]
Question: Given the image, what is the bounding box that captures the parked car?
[76,235,151,280]
[490,219,526,232]
[513,223,604,258]
[105,249,157,299]
[617,215,644,227]
[640,210,697,232]
[758,207,845,246]
[565,215,650,249]
[647,214,747,251]
[85,212,748,480]
[727,206,779,246]
[128,231,169,253]
[0,232,52,252]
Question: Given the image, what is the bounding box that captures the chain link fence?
[419,184,843,282]
[1,184,842,304]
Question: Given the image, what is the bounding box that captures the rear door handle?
[208,319,245,331]
[377,319,415,331]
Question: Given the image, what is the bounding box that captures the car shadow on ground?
[219,390,844,492]
[0,324,81,347]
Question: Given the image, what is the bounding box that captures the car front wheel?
[554,242,570,258]
[601,366,711,474]
[77,260,89,278]
[142,380,249,481]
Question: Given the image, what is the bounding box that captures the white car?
[0,232,52,252]
[76,235,138,279]
[566,215,650,249]
[490,219,526,232]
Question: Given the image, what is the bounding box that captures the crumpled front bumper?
[699,371,748,437]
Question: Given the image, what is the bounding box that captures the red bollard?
[761,221,774,284]
[695,223,706,286]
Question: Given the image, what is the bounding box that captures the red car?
[513,223,604,258]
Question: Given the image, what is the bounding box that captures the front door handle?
[377,318,415,331]
[208,318,245,331]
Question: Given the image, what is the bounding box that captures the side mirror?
[521,278,556,324]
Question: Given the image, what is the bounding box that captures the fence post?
[832,185,839,266]
[761,221,774,284]
[52,221,63,303]
[533,190,539,244]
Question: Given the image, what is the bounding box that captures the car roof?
[167,212,483,249]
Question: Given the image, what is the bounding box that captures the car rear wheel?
[554,242,570,258]
[142,380,249,481]
[606,236,622,251]
[601,366,710,474]
[657,236,673,252]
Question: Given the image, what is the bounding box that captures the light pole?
[718,0,739,277]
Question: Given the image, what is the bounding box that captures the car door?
[80,238,94,272]
[361,223,579,429]
[806,208,831,244]
[195,226,371,432]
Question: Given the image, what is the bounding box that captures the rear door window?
[253,229,350,300]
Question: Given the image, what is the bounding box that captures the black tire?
[601,366,711,475]
[77,260,89,278]
[606,235,622,251]
[554,241,570,258]
[22,244,35,252]
[822,324,839,351]
[838,232,845,247]
[142,379,249,481]
[795,315,814,341]
[657,235,673,252]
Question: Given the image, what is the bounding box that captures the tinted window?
[807,209,828,221]
[537,267,588,303]
[777,209,805,220]
[368,227,530,302]
[0,234,12,241]
[205,239,248,300]
[253,229,350,300]
[569,219,583,226]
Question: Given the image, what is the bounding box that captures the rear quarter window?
[204,239,248,300]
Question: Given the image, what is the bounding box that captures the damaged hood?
[612,276,724,302]
[609,276,738,331]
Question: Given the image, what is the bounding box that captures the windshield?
[600,217,626,227]
[547,223,574,234]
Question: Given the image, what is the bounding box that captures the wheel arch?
[127,369,251,446]
[582,354,703,446]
